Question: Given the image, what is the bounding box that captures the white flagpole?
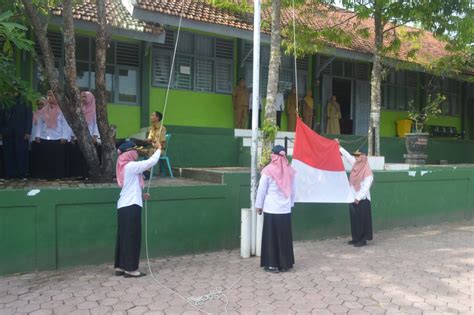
[250,0,261,256]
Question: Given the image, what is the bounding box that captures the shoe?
[354,240,367,247]
[124,272,146,278]
[115,270,125,276]
[347,240,356,245]
[279,268,289,272]
[264,267,280,274]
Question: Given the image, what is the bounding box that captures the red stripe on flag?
[293,117,345,172]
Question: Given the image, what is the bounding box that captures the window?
[34,32,140,105]
[244,43,308,98]
[152,30,234,94]
[382,70,417,110]
[424,76,460,116]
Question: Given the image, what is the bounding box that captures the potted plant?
[404,94,444,164]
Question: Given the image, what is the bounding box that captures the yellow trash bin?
[396,120,412,138]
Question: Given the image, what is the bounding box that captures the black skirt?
[349,199,373,242]
[34,139,67,180]
[260,212,295,270]
[67,142,88,178]
[115,204,142,272]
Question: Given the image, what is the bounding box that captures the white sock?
[125,270,140,276]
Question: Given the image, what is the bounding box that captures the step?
[234,129,295,139]
[242,138,294,148]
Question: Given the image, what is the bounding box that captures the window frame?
[152,31,234,94]
[33,33,141,106]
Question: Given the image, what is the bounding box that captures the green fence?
[1,167,473,276]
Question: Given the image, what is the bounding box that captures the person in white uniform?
[337,140,374,247]
[275,91,285,129]
[34,90,69,180]
[256,145,296,273]
[114,140,161,277]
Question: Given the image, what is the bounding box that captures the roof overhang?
[50,15,165,44]
[131,6,271,43]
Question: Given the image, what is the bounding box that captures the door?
[321,74,332,133]
[355,80,371,136]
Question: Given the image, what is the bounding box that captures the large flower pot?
[404,132,429,164]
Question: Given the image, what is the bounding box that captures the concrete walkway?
[1,221,472,315]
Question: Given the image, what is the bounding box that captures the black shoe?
[348,240,357,245]
[264,267,280,274]
[115,270,125,276]
[124,272,146,278]
[354,240,367,247]
[279,268,289,272]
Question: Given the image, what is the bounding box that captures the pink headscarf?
[81,91,96,124]
[349,155,373,192]
[261,152,296,198]
[40,91,61,129]
[116,150,144,188]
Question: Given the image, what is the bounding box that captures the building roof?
[51,0,163,35]
[134,0,450,66]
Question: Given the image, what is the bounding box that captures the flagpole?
[250,0,261,256]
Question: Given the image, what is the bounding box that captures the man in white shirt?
[275,91,285,129]
[248,92,262,129]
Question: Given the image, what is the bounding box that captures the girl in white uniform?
[338,140,374,247]
[114,140,161,277]
[256,145,296,273]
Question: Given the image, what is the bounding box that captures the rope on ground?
[141,1,251,314]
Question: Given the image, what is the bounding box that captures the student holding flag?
[336,139,374,247]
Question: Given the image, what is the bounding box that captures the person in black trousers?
[0,93,32,179]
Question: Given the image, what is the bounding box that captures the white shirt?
[249,93,262,110]
[275,93,285,111]
[255,174,296,214]
[35,113,68,140]
[117,149,161,209]
[339,147,373,201]
[64,117,99,141]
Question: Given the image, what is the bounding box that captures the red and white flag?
[292,118,353,203]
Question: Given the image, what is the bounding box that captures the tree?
[342,0,474,156]
[0,11,37,106]
[18,0,115,181]
[260,0,282,167]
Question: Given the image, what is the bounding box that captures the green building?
[21,0,474,140]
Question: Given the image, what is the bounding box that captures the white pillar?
[256,212,264,257]
[240,208,251,258]
[250,0,261,257]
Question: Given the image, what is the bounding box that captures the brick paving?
[0,221,473,315]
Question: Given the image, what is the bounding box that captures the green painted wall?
[1,167,473,275]
[150,88,234,128]
[107,104,141,138]
[381,110,462,137]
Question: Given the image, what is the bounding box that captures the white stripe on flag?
[292,159,354,203]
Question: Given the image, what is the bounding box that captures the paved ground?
[1,221,472,315]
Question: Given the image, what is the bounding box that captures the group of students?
[256,143,373,273]
[232,79,315,131]
[0,90,100,180]
[112,139,373,277]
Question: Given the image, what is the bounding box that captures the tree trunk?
[95,0,115,180]
[368,1,383,156]
[21,0,62,99]
[62,0,102,178]
[261,0,282,166]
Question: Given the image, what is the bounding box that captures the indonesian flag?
[292,118,353,203]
